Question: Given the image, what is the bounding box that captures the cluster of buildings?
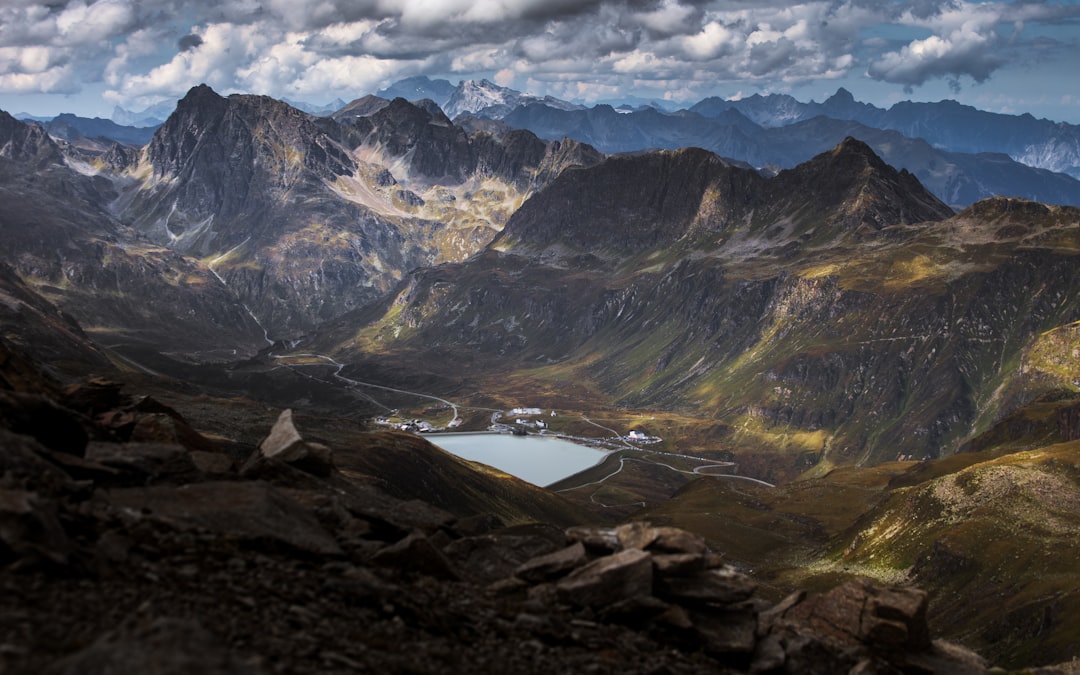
[374,416,461,432]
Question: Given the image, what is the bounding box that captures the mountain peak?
[831,135,882,162]
[778,136,953,232]
[0,108,64,166]
[180,83,224,105]
[828,87,855,104]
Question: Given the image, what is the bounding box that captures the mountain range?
[2,82,1080,669]
[18,79,1080,210]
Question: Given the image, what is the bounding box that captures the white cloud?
[106,22,275,100]
[867,21,1002,86]
[55,0,136,46]
[681,21,740,61]
[0,63,76,93]
[3,0,1079,115]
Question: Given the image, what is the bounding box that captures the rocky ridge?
[0,350,1019,674]
[0,86,604,352]
[330,137,1080,478]
[116,86,600,339]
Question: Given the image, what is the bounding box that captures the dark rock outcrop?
[0,361,1009,674]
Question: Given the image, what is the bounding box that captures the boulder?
[0,428,77,496]
[189,451,235,475]
[616,521,707,555]
[247,409,334,477]
[514,541,587,583]
[651,552,707,577]
[556,547,653,610]
[775,578,930,652]
[565,525,620,553]
[655,566,757,606]
[59,378,128,417]
[597,594,672,628]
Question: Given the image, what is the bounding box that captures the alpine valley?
[2,82,1080,673]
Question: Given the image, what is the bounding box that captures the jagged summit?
[769,136,954,233]
[825,87,856,105]
[0,110,64,167]
[146,84,355,211]
[497,138,951,257]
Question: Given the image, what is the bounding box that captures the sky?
[2,0,1080,124]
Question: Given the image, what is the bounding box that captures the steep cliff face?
[111,87,603,339]
[0,113,267,357]
[0,110,65,167]
[134,84,360,253]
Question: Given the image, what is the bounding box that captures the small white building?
[510,407,543,416]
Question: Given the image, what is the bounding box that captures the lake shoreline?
[427,432,613,487]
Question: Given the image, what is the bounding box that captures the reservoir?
[427,433,609,487]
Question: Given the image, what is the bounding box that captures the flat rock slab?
[656,567,757,606]
[108,481,343,557]
[556,547,653,609]
[515,541,587,583]
[617,522,707,555]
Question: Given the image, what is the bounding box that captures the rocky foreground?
[0,374,1074,674]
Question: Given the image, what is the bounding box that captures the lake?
[427,432,609,487]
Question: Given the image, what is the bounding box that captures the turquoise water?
[427,433,609,487]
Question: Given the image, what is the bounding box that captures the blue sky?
[2,0,1080,123]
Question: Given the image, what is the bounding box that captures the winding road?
[272,352,460,422]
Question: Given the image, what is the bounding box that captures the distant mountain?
[42,113,158,148]
[374,76,583,119]
[443,79,582,119]
[503,102,762,155]
[13,112,52,123]
[757,117,1080,208]
[330,95,392,122]
[282,97,348,116]
[693,87,1080,179]
[111,100,176,127]
[377,76,457,108]
[0,110,64,167]
[499,102,1080,208]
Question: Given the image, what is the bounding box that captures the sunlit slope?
[638,393,1080,669]
[326,137,1080,472]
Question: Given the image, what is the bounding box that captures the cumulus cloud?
[867,27,1003,88]
[2,0,1079,111]
[865,0,1080,89]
